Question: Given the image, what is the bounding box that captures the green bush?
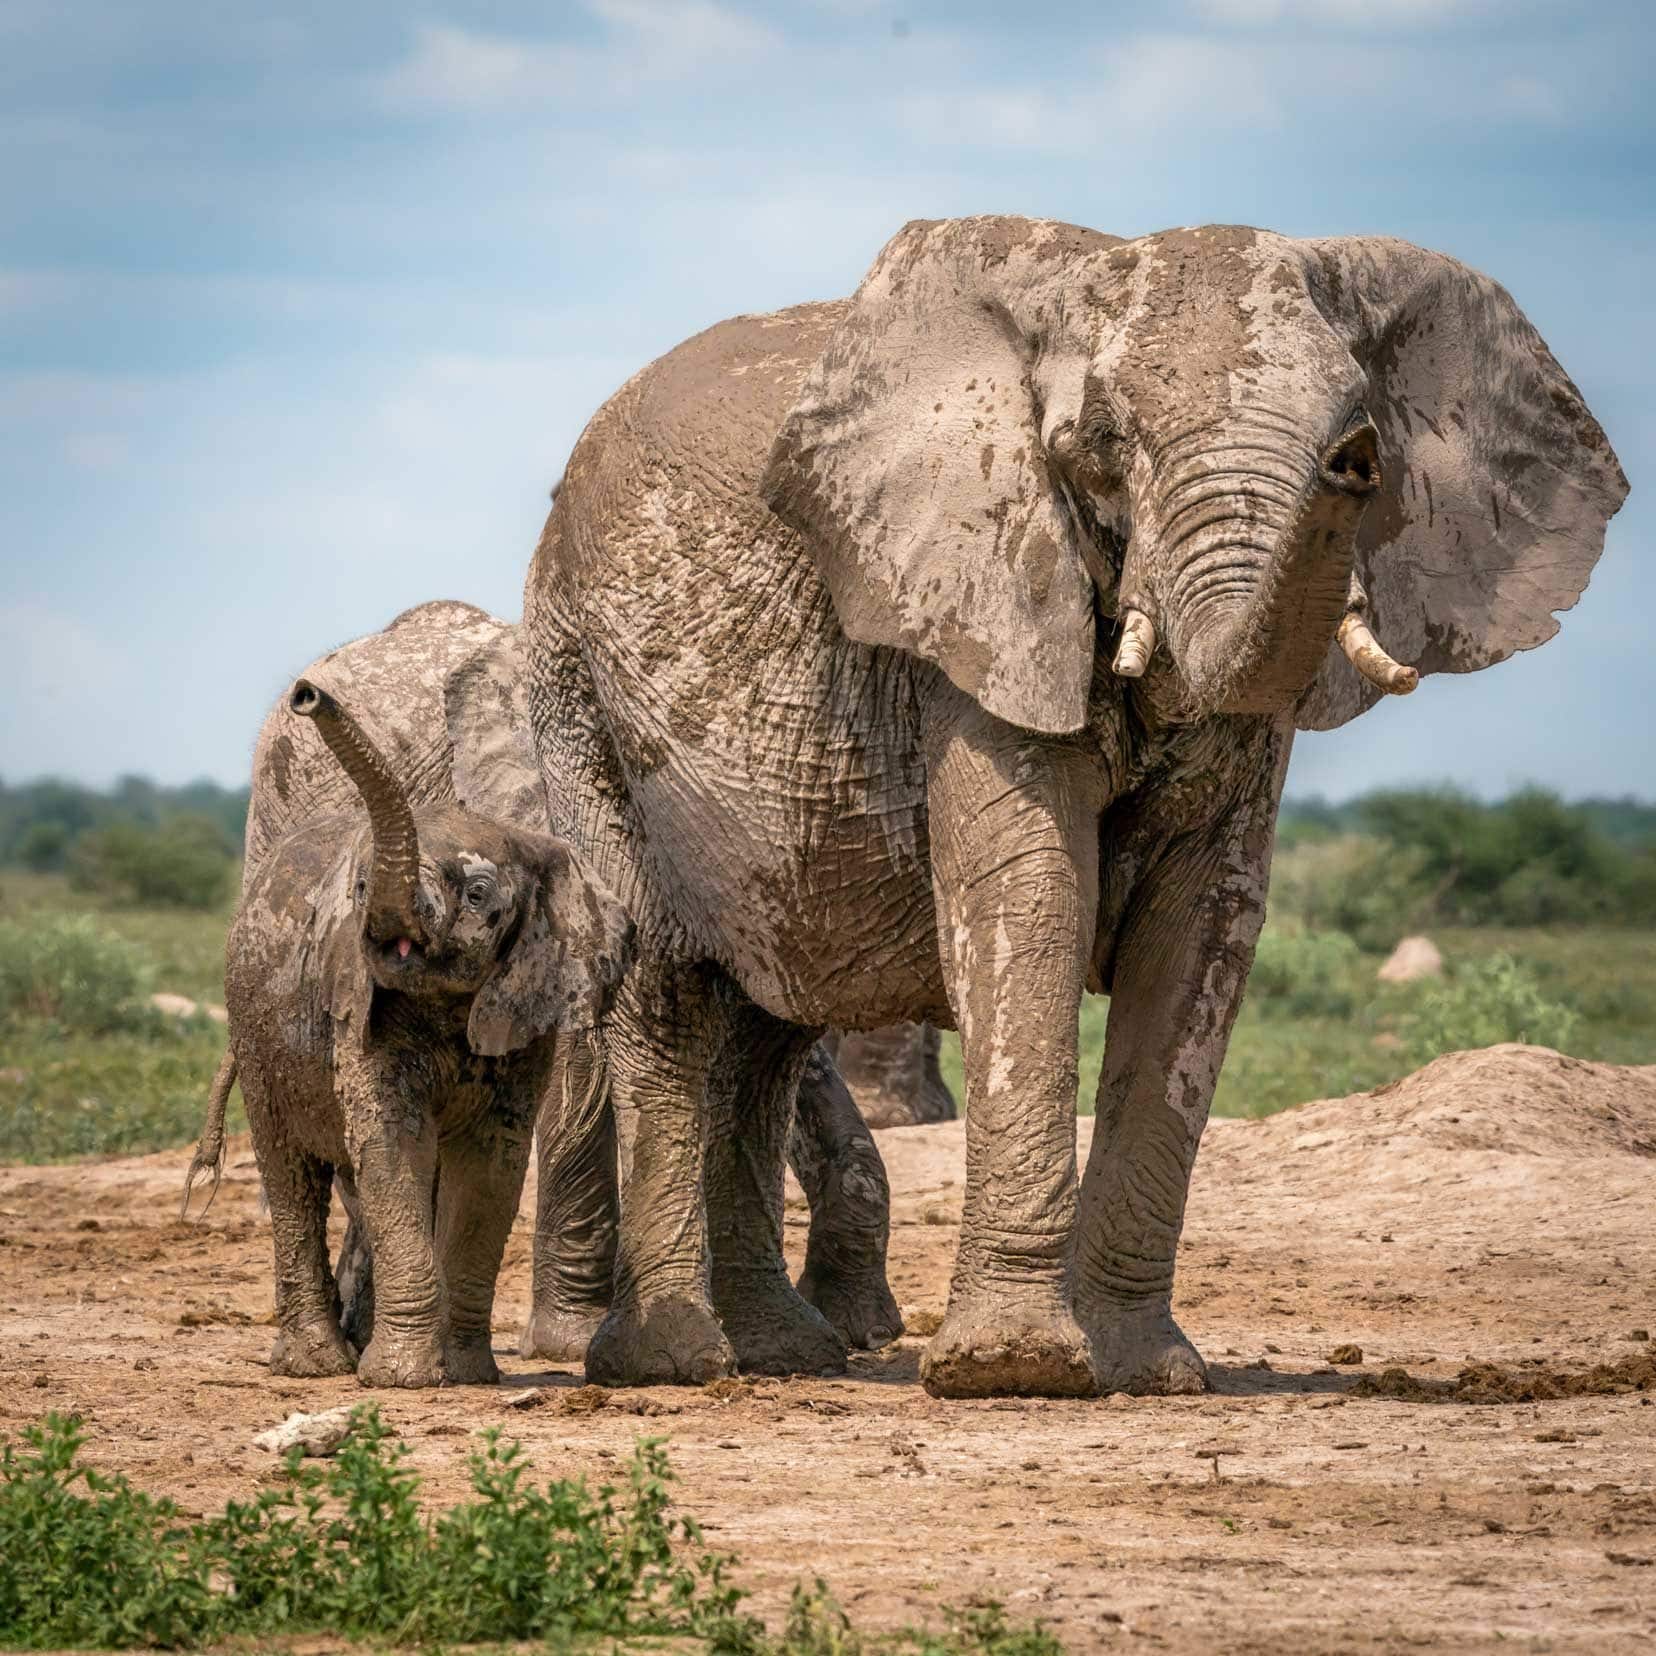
[1247,927,1363,1019]
[0,1411,1063,1653]
[1268,835,1433,951]
[0,916,155,1035]
[0,1409,753,1651]
[1402,953,1578,1067]
[67,817,232,910]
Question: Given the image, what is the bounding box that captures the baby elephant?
[227,677,631,1387]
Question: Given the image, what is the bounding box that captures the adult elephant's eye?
[465,878,493,909]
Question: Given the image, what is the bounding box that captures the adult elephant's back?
[241,600,512,880]
[525,301,941,1031]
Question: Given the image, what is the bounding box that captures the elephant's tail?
[180,1049,237,1221]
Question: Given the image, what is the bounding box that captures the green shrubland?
[0,1410,1059,1654]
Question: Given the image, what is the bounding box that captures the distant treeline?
[0,777,249,909]
[2,776,1653,926]
[1276,787,1656,933]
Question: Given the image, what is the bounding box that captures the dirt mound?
[1242,1043,1656,1161]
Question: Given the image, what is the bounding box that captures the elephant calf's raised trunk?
[290,679,427,946]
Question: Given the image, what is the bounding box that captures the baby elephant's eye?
[464,878,494,910]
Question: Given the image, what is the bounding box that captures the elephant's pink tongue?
[397,937,413,959]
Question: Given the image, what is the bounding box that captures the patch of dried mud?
[3,1044,1656,1653]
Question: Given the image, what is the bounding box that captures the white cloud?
[894,35,1280,152]
[380,2,779,110]
[1196,0,1477,23]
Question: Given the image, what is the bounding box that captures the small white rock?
[253,1406,359,1457]
[1377,935,1443,984]
[150,991,200,1019]
[502,1387,544,1409]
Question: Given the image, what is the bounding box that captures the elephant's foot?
[443,1334,502,1387]
[518,1302,606,1364]
[717,1272,848,1377]
[270,1316,356,1379]
[1081,1303,1208,1396]
[356,1331,446,1389]
[920,1298,1096,1400]
[585,1295,735,1387]
[797,1258,903,1351]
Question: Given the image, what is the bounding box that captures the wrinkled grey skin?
[186,602,902,1365]
[823,1023,956,1128]
[225,676,632,1388]
[525,216,1626,1396]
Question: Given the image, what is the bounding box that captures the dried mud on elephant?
[5,1046,1655,1653]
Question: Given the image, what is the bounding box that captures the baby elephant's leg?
[435,1107,536,1385]
[341,1056,444,1388]
[247,1084,354,1378]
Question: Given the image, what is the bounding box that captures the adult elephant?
[523,217,1625,1397]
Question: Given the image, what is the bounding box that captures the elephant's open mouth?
[380,937,424,967]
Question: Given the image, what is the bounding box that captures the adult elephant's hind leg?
[920,694,1102,1399]
[584,964,735,1386]
[790,1045,903,1350]
[708,1005,847,1376]
[1075,726,1286,1395]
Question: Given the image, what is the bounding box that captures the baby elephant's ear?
[467,834,634,1057]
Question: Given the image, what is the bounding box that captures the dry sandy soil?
[3,1042,1654,1654]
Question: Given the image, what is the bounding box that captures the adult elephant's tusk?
[1112,609,1156,679]
[1337,612,1419,695]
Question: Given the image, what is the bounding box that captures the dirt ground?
[3,1042,1654,1654]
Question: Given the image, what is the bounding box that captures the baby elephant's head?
[292,678,633,1054]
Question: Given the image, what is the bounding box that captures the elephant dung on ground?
[522,215,1625,1397]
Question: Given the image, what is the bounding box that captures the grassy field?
[4,869,1654,1163]
[932,922,1656,1119]
[0,871,240,1163]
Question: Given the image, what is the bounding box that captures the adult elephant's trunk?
[1154,420,1381,715]
[290,679,427,946]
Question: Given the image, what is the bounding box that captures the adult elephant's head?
[761,217,1627,732]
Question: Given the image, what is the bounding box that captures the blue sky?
[1,0,1650,799]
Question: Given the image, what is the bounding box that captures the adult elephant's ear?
[1294,237,1628,731]
[762,217,1108,736]
[468,834,634,1056]
[444,630,550,832]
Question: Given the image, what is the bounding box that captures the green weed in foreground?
[0,1411,1063,1654]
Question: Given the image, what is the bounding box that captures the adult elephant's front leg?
[920,692,1102,1400]
[584,963,735,1386]
[1075,724,1287,1394]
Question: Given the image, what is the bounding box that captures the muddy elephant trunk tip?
[289,677,428,946]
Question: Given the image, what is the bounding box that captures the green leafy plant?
[67,817,233,910]
[1247,927,1363,1019]
[1267,834,1434,952]
[0,1411,1068,1653]
[0,915,156,1035]
[1402,952,1579,1067]
[0,1408,760,1651]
